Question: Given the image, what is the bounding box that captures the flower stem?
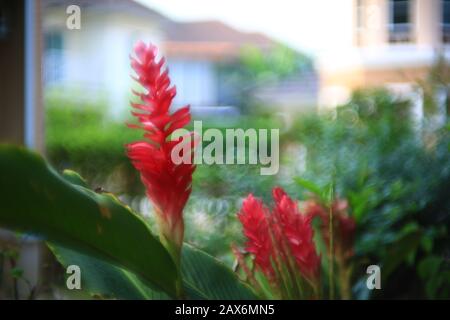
[328,183,335,300]
[160,234,185,299]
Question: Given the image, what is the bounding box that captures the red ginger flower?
[126,42,195,255]
[238,194,275,279]
[272,187,321,283]
[237,187,321,297]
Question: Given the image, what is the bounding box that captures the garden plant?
[0,42,449,300]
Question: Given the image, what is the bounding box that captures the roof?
[163,21,275,60]
[166,20,273,46]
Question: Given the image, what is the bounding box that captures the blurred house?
[164,20,272,108]
[318,0,450,118]
[43,0,314,117]
[43,0,168,116]
[164,21,319,114]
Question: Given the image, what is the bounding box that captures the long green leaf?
[181,244,259,299]
[61,163,259,299]
[49,244,170,299]
[50,242,259,300]
[0,145,178,297]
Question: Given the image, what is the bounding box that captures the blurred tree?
[217,43,312,111]
[289,88,450,299]
[418,53,450,116]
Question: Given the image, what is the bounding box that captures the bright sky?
[137,0,354,56]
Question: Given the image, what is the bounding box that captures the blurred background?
[0,0,449,299]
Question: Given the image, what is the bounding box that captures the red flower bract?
[126,42,195,251]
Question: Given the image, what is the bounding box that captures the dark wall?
[0,0,25,145]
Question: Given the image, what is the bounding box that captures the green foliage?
[46,99,280,199]
[45,97,143,195]
[289,88,450,299]
[294,177,331,205]
[217,44,312,110]
[50,243,257,300]
[0,146,257,299]
[417,54,450,115]
[239,44,311,82]
[418,255,450,299]
[0,145,178,297]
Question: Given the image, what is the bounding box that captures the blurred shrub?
[46,95,280,197]
[287,88,450,299]
[45,96,143,195]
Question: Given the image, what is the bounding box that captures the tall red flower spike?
[238,194,275,279]
[126,42,195,259]
[272,187,321,284]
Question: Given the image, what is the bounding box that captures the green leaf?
[382,230,422,280]
[418,256,450,299]
[49,244,170,299]
[61,169,89,188]
[347,185,378,222]
[0,145,178,297]
[10,267,24,279]
[50,242,259,300]
[294,177,327,202]
[181,244,259,299]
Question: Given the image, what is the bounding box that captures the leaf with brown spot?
[99,205,112,219]
[0,145,178,297]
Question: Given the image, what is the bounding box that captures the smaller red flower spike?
[238,194,275,279]
[126,42,195,259]
[237,187,321,296]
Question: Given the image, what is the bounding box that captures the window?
[43,31,64,84]
[355,0,365,46]
[356,0,365,30]
[45,32,63,51]
[389,0,412,43]
[443,0,450,43]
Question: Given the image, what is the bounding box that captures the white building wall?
[168,59,218,107]
[43,9,164,118]
[318,0,450,109]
